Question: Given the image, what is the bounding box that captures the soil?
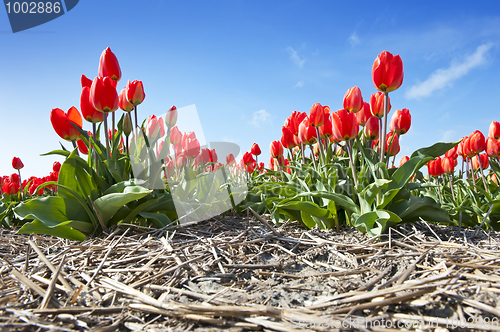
[1,212,500,331]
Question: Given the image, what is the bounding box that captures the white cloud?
[294,81,304,88]
[405,43,494,99]
[440,130,456,142]
[348,32,360,47]
[285,46,305,68]
[250,109,271,128]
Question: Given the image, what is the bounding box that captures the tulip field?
[2,47,500,331]
[0,48,499,240]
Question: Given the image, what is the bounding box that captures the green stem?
[315,127,325,166]
[103,116,110,159]
[476,153,489,194]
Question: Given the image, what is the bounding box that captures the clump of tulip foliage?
[239,51,500,236]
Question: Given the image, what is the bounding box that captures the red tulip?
[251,143,261,156]
[331,109,359,142]
[165,160,175,178]
[182,132,200,158]
[242,152,255,165]
[53,161,61,173]
[284,111,307,136]
[318,117,333,139]
[2,180,19,195]
[363,116,379,140]
[298,117,317,145]
[209,149,218,164]
[370,92,391,118]
[270,141,283,158]
[165,106,177,128]
[489,121,500,139]
[355,102,371,127]
[343,86,363,113]
[81,86,105,123]
[389,108,411,135]
[226,153,236,165]
[90,76,118,113]
[146,115,165,138]
[81,74,92,89]
[281,126,296,149]
[372,50,404,93]
[445,145,458,159]
[469,130,486,154]
[126,80,145,106]
[399,156,410,167]
[385,132,400,156]
[428,158,444,177]
[170,126,182,146]
[196,148,210,165]
[12,157,23,170]
[441,156,456,174]
[486,137,500,157]
[98,47,121,82]
[50,107,83,141]
[77,138,89,155]
[472,153,489,170]
[309,103,326,127]
[118,87,134,112]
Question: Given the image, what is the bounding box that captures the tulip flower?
[389,108,411,135]
[472,153,489,171]
[343,86,363,113]
[81,86,105,123]
[126,80,146,106]
[226,153,236,165]
[298,118,317,145]
[242,152,255,166]
[428,157,444,177]
[370,92,391,118]
[385,132,400,157]
[284,111,307,136]
[90,76,118,113]
[12,157,23,170]
[98,47,121,82]
[77,138,89,155]
[165,160,175,178]
[489,121,500,139]
[53,161,61,173]
[251,143,261,156]
[209,149,218,164]
[170,126,182,146]
[355,102,371,127]
[363,116,380,141]
[118,87,134,112]
[165,106,178,129]
[445,145,458,159]
[81,74,93,89]
[331,109,359,142]
[309,103,326,127]
[441,157,456,174]
[281,126,296,149]
[468,130,486,154]
[270,141,283,158]
[196,148,210,165]
[318,117,333,139]
[182,132,200,159]
[399,156,409,167]
[372,50,404,93]
[486,137,500,157]
[50,107,83,142]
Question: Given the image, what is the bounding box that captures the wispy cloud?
[250,109,271,128]
[286,46,305,68]
[294,81,304,88]
[406,43,494,99]
[348,32,360,47]
[440,130,456,142]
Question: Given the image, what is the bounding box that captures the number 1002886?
[5,2,61,14]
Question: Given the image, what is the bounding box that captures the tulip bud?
[372,50,404,93]
[472,153,489,170]
[385,132,400,157]
[12,157,24,170]
[355,102,371,127]
[489,121,500,139]
[343,86,363,113]
[270,141,284,158]
[165,106,177,128]
[309,103,326,127]
[119,87,134,112]
[126,80,146,106]
[226,153,236,165]
[363,116,379,141]
[399,156,410,167]
[98,47,121,82]
[123,113,132,137]
[53,161,61,173]
[50,107,83,142]
[331,109,359,142]
[251,143,261,156]
[389,108,411,135]
[370,92,391,118]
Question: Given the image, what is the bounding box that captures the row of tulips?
[238,50,500,234]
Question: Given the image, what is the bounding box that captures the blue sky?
[1,0,499,178]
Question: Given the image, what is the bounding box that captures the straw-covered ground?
[1,211,500,332]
